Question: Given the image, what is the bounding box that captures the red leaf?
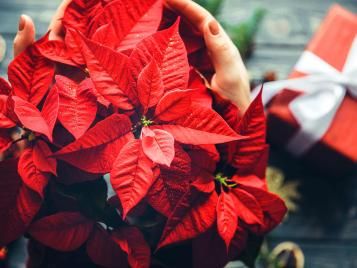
[189,147,218,177]
[238,183,287,234]
[29,212,94,251]
[91,23,119,50]
[0,96,15,128]
[89,0,163,52]
[141,127,175,167]
[8,37,55,106]
[56,161,101,185]
[101,0,112,6]
[63,0,102,34]
[5,97,21,124]
[193,227,230,268]
[87,79,111,108]
[76,32,134,109]
[192,225,248,268]
[232,89,268,176]
[86,225,128,268]
[178,12,207,54]
[54,114,133,173]
[217,191,238,249]
[64,27,87,65]
[36,39,76,66]
[231,188,264,226]
[0,77,11,95]
[188,46,214,77]
[213,93,241,130]
[18,147,49,198]
[154,89,193,122]
[157,188,217,249]
[233,174,266,190]
[0,159,42,246]
[214,98,241,165]
[12,96,53,141]
[147,144,191,216]
[137,59,164,113]
[113,227,151,268]
[155,106,244,145]
[188,149,218,194]
[117,0,163,52]
[130,18,189,93]
[188,69,213,109]
[228,226,249,258]
[33,140,57,176]
[110,139,154,218]
[0,130,12,154]
[56,75,97,139]
[41,85,59,141]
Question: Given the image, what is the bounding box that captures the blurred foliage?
[266,167,300,213]
[253,168,301,267]
[222,8,265,59]
[194,0,266,59]
[258,241,305,268]
[195,0,222,15]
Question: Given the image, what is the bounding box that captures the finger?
[165,0,214,32]
[203,20,245,75]
[48,0,72,40]
[13,15,35,57]
[203,21,250,112]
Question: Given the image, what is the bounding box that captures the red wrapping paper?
[267,5,357,176]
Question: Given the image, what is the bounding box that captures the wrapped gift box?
[266,5,357,176]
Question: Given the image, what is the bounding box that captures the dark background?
[0,0,356,267]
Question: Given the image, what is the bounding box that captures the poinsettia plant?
[0,0,286,267]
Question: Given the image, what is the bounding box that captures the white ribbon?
[253,35,357,156]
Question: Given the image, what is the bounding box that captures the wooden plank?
[245,45,303,80]
[269,240,357,267]
[221,0,357,46]
[221,0,357,79]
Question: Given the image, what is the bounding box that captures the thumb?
[13,15,35,57]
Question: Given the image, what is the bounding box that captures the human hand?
[165,0,251,114]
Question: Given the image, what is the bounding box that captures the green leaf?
[266,167,300,213]
[195,0,223,16]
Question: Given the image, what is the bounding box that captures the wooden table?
[0,1,356,267]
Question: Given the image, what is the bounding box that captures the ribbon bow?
[253,35,357,156]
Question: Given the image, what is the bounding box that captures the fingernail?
[208,20,220,36]
[18,15,26,31]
